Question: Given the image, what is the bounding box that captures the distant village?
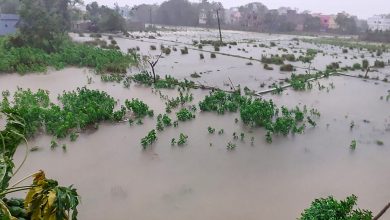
[1,0,389,37]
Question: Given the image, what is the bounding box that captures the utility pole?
[149,8,153,25]
[216,9,223,43]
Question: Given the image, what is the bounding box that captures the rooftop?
[0,14,20,20]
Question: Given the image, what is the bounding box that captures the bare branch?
[152,52,163,67]
[373,202,390,220]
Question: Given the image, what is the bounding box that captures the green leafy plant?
[207,127,215,134]
[156,119,164,131]
[177,133,188,146]
[261,55,284,65]
[1,87,123,139]
[374,60,385,68]
[199,90,247,115]
[240,133,245,141]
[280,64,295,72]
[162,114,172,127]
[180,47,189,55]
[0,38,138,74]
[171,138,176,146]
[199,91,319,143]
[0,116,80,220]
[226,142,236,150]
[141,130,157,149]
[176,109,195,121]
[69,132,78,142]
[263,63,274,70]
[272,85,284,94]
[350,140,357,150]
[50,140,58,150]
[376,140,384,146]
[125,98,153,118]
[300,195,372,220]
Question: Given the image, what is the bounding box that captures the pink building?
[319,15,331,29]
[312,13,338,31]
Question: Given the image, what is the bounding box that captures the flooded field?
[2,27,390,219]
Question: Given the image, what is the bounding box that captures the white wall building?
[199,8,207,25]
[367,15,390,31]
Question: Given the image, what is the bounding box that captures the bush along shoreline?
[0,37,139,74]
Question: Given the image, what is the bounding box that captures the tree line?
[0,0,384,39]
[127,0,368,34]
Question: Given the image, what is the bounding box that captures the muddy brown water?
[1,68,388,220]
[1,30,390,219]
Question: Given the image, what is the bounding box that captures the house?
[199,8,207,25]
[328,16,339,29]
[368,15,390,31]
[312,14,339,31]
[318,15,331,30]
[0,14,19,36]
[277,7,290,15]
[225,8,241,25]
[239,3,268,29]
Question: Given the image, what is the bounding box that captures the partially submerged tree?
[144,52,163,83]
[12,0,82,52]
[335,13,358,34]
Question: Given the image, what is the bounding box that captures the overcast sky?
[83,0,388,19]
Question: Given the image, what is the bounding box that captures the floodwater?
[1,28,390,219]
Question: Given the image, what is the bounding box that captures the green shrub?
[0,39,138,74]
[181,47,189,54]
[352,63,362,70]
[163,47,171,55]
[362,59,369,69]
[261,55,284,65]
[90,33,102,38]
[263,64,274,70]
[282,54,296,62]
[300,195,372,220]
[125,98,153,118]
[1,87,122,139]
[280,64,294,72]
[198,91,318,142]
[176,108,195,121]
[141,130,157,149]
[374,60,385,68]
[326,62,340,71]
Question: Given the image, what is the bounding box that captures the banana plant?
[0,113,80,220]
